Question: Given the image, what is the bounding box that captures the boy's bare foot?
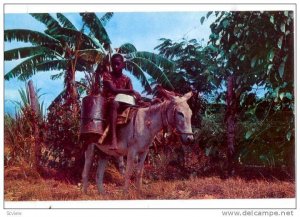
[109,146,118,150]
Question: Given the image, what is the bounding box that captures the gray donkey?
[82,90,194,194]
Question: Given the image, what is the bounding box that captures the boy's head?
[111,53,125,74]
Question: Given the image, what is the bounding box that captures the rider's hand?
[132,91,141,101]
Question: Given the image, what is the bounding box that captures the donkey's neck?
[143,101,170,136]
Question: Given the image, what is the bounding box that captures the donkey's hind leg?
[96,157,108,194]
[82,143,95,194]
[117,156,125,176]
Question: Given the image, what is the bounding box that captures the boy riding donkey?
[101,53,140,150]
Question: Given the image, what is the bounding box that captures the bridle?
[160,101,194,136]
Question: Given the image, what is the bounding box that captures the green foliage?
[155,38,213,125]
[126,51,175,91]
[56,13,77,30]
[4,13,110,112]
[197,104,226,155]
[99,12,114,26]
[237,109,294,169]
[204,11,295,170]
[200,16,205,25]
[4,46,58,61]
[5,54,64,81]
[179,11,295,174]
[209,11,294,95]
[5,12,174,103]
[4,29,60,45]
[118,43,137,54]
[30,13,61,34]
[80,12,112,49]
[125,60,152,92]
[155,38,216,93]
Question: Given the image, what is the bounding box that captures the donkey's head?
[160,89,194,145]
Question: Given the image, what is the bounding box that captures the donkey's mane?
[142,100,171,115]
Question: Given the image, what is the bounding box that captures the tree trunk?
[226,75,236,175]
[28,80,42,172]
[65,68,79,114]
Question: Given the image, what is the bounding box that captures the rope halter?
[160,101,194,136]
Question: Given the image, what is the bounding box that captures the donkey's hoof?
[97,188,106,195]
[122,188,129,197]
[98,190,106,195]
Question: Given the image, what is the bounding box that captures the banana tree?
[120,43,176,93]
[4,13,108,113]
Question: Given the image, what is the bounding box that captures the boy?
[102,53,138,150]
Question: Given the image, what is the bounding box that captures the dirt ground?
[4,166,295,201]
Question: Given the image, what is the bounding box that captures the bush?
[43,100,84,181]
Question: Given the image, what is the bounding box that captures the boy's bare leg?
[109,100,119,150]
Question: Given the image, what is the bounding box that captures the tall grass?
[5,110,35,167]
[4,83,45,169]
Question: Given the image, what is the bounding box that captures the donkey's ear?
[183,91,193,100]
[157,85,176,100]
[160,90,174,100]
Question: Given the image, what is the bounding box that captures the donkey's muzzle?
[186,135,194,144]
[181,134,194,145]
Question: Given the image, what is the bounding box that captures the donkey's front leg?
[124,149,136,192]
[136,151,148,192]
[96,157,108,194]
[82,143,95,194]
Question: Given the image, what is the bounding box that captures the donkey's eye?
[177,111,184,117]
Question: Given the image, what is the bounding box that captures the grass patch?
[4,172,295,201]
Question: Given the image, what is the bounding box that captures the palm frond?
[30,13,61,34]
[87,34,104,49]
[54,28,100,49]
[127,51,175,71]
[56,13,77,30]
[100,12,114,26]
[50,72,64,80]
[4,55,63,81]
[4,29,60,45]
[18,85,30,107]
[35,59,70,73]
[119,43,137,54]
[80,13,111,49]
[130,57,174,90]
[39,101,45,118]
[46,33,68,42]
[125,60,152,93]
[4,46,61,61]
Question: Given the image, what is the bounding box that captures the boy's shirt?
[102,71,133,99]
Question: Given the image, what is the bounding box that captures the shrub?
[44,100,84,181]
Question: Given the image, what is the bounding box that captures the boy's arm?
[103,80,134,95]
